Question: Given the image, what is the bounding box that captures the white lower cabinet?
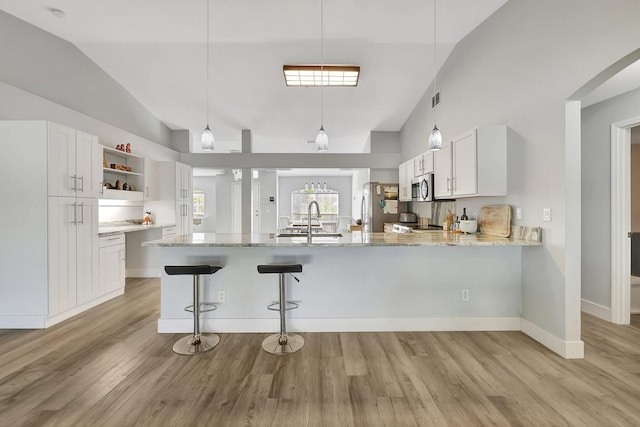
[99,234,126,296]
[48,197,99,315]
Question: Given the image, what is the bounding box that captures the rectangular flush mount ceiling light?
[283,65,360,87]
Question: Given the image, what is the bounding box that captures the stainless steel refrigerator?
[361,182,406,232]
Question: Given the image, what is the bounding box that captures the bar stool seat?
[164,265,222,355]
[257,263,303,355]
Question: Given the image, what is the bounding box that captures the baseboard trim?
[158,316,522,334]
[0,316,47,329]
[521,318,584,359]
[126,268,161,278]
[581,299,612,322]
[44,288,124,328]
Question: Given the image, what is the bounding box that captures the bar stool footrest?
[184,302,218,313]
[267,301,299,311]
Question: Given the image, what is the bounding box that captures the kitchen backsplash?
[98,201,144,223]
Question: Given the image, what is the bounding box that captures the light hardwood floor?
[2,278,640,426]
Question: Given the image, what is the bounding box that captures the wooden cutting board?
[479,205,512,237]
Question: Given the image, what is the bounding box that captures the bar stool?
[164,265,222,355]
[257,264,303,355]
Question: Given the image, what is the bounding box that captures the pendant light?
[315,0,329,152]
[201,0,214,151]
[428,0,442,152]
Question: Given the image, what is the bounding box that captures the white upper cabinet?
[434,140,454,199]
[433,125,507,199]
[399,162,408,201]
[414,151,434,176]
[48,123,76,197]
[398,159,414,202]
[75,131,99,198]
[48,125,101,198]
[451,129,478,197]
[144,157,160,201]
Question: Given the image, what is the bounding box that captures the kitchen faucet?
[307,201,321,243]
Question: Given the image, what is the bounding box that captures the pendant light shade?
[201,124,214,151]
[429,0,441,152]
[429,125,442,151]
[201,0,214,152]
[315,126,328,152]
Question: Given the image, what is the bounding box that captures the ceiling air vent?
[431,91,440,109]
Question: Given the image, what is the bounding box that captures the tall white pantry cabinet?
[0,121,104,328]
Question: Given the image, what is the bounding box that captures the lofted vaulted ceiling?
[1,0,509,152]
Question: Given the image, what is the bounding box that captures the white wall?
[400,0,640,342]
[0,82,179,163]
[0,11,172,147]
[581,87,640,309]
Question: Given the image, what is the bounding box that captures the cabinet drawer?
[162,226,177,238]
[99,233,125,248]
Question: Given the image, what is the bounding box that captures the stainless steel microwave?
[411,180,419,200]
[414,173,434,202]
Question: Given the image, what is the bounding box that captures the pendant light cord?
[320,0,324,128]
[433,0,437,124]
[206,0,210,127]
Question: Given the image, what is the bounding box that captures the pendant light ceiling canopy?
[201,0,214,151]
[428,0,442,152]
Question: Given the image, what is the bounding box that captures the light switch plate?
[516,207,523,220]
[543,208,551,222]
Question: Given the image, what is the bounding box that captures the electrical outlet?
[516,207,523,220]
[543,208,552,222]
[461,289,469,302]
[218,290,226,303]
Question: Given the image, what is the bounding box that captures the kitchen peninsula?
[144,232,540,334]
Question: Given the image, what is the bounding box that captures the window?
[193,190,205,217]
[290,189,339,222]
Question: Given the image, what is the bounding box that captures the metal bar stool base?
[262,333,304,355]
[173,333,220,356]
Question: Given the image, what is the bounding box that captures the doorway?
[611,122,640,324]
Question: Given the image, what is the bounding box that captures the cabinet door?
[453,129,478,197]
[398,162,407,201]
[176,162,189,201]
[48,197,77,315]
[76,131,98,197]
[48,123,76,197]
[144,158,160,201]
[76,199,99,304]
[99,244,125,295]
[414,154,423,176]
[433,140,453,198]
[176,201,192,235]
[422,151,434,174]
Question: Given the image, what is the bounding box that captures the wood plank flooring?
[2,278,640,426]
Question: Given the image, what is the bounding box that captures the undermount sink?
[276,233,343,238]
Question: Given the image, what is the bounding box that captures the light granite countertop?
[99,221,176,237]
[142,231,541,248]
